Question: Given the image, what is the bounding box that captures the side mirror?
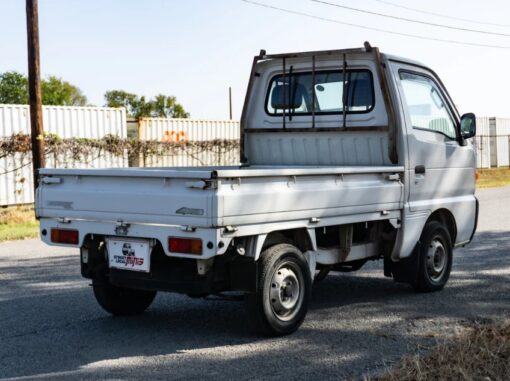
[460,113,476,139]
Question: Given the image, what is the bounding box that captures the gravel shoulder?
[0,187,509,381]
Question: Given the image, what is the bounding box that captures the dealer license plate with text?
[107,238,151,273]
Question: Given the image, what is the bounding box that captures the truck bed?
[36,165,404,229]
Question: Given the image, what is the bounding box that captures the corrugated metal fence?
[475,117,510,168]
[138,118,240,167]
[0,105,127,206]
[490,118,510,167]
[475,117,491,169]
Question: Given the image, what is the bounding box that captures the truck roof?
[384,53,428,69]
[257,45,429,71]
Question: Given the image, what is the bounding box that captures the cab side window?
[399,71,457,139]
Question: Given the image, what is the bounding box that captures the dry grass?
[0,205,35,224]
[0,206,39,242]
[477,168,510,188]
[372,319,510,381]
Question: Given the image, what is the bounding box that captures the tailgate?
[36,168,217,227]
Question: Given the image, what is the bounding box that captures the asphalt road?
[1,187,509,380]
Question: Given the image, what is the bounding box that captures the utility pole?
[26,0,45,194]
[229,86,233,120]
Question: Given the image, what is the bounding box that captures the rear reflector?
[51,228,79,245]
[168,237,202,255]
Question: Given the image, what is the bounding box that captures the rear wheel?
[92,278,157,316]
[245,243,311,336]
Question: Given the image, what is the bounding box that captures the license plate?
[107,238,151,273]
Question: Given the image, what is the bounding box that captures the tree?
[0,71,28,104]
[104,90,189,119]
[0,71,87,106]
[152,94,189,118]
[104,90,146,119]
[41,76,87,106]
[103,90,137,110]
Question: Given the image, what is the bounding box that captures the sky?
[1,0,510,119]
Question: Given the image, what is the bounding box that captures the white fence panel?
[475,117,491,169]
[491,118,510,167]
[139,118,240,167]
[0,104,127,206]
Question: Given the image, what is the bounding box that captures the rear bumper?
[39,218,230,259]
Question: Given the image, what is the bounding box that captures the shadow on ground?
[0,231,508,380]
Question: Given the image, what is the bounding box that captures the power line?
[240,0,510,49]
[372,0,510,28]
[310,0,510,37]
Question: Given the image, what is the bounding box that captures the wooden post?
[229,86,233,120]
[26,0,45,194]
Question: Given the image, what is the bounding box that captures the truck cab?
[36,44,477,336]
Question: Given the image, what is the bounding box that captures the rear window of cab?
[265,69,375,116]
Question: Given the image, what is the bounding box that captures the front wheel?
[413,221,453,292]
[92,278,157,316]
[245,243,311,336]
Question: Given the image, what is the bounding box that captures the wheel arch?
[393,206,458,260]
[262,228,316,254]
[427,208,457,245]
[245,228,317,261]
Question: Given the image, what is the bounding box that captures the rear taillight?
[168,237,202,255]
[51,228,79,245]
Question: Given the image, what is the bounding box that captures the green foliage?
[0,71,28,104]
[41,76,87,106]
[152,94,189,118]
[104,90,189,119]
[0,71,87,106]
[0,71,188,117]
[103,90,138,111]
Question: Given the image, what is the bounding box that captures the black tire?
[245,243,311,336]
[412,221,453,292]
[92,278,157,316]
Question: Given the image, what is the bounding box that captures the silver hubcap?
[269,264,303,321]
[426,238,447,282]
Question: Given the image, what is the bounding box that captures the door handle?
[415,165,426,174]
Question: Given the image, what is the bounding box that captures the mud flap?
[228,257,258,292]
[385,242,420,284]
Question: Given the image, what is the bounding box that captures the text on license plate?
[107,238,151,273]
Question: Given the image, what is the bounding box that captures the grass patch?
[372,319,510,381]
[0,206,39,242]
[477,168,510,188]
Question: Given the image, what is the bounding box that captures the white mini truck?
[36,44,478,335]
